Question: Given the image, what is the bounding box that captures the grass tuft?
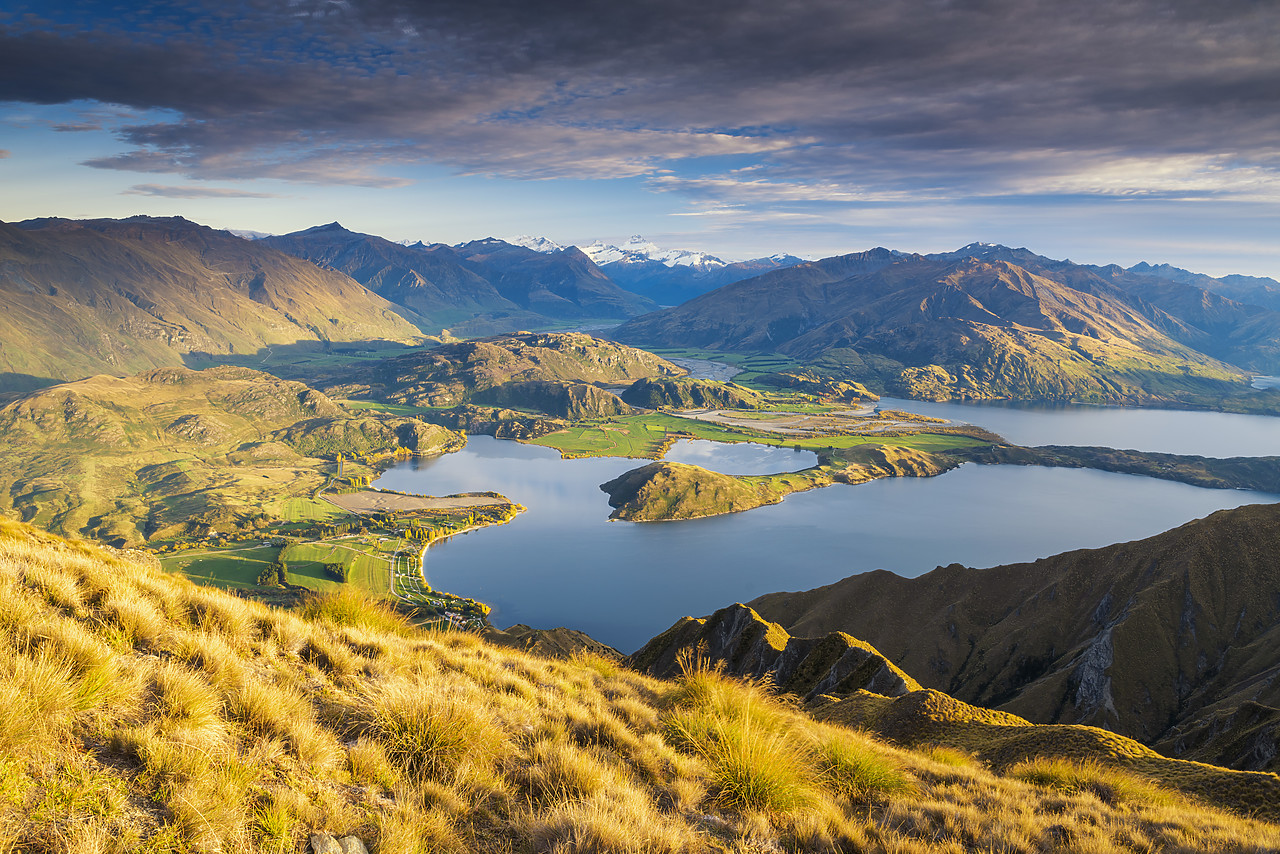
[817,731,915,799]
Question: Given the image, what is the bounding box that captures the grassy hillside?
[329,331,682,408]
[620,376,763,410]
[0,218,421,391]
[748,501,1280,771]
[0,366,462,546]
[3,519,1280,853]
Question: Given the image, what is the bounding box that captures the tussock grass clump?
[817,731,916,799]
[1,519,1279,853]
[299,587,412,636]
[357,678,508,783]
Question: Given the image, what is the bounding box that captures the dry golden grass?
[1,517,1279,853]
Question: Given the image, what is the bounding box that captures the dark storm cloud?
[2,0,1278,200]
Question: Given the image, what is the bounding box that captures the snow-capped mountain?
[581,235,729,270]
[509,235,566,253]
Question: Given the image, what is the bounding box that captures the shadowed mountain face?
[0,217,421,391]
[452,238,658,321]
[614,248,1276,404]
[260,223,520,332]
[263,225,657,335]
[746,501,1280,770]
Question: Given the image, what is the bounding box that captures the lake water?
[374,435,1277,652]
[875,397,1280,457]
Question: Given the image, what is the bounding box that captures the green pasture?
[159,544,280,590]
[338,400,441,416]
[280,497,347,523]
[529,412,766,458]
[280,538,397,597]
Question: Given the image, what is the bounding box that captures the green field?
[160,544,281,589]
[529,413,765,458]
[280,538,396,597]
[280,497,347,523]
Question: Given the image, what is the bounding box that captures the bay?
[374,435,1277,652]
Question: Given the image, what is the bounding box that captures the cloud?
[122,184,281,199]
[0,0,1277,202]
[0,149,9,158]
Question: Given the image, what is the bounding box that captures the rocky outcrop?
[420,404,568,440]
[620,377,761,410]
[485,624,621,661]
[1158,701,1280,773]
[628,604,920,701]
[475,380,632,419]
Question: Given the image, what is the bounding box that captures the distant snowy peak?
[509,235,565,253]
[582,235,728,269]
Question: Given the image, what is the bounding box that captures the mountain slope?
[923,243,1280,374]
[260,223,524,333]
[2,518,1279,852]
[1128,261,1280,312]
[747,501,1280,767]
[452,238,658,320]
[615,250,1252,404]
[0,217,421,391]
[330,331,681,408]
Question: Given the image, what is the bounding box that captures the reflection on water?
[663,438,818,474]
[875,397,1280,458]
[377,435,1277,653]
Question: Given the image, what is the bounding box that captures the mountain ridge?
[0,216,422,392]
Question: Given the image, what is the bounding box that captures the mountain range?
[261,225,656,336]
[614,246,1280,406]
[6,214,1280,415]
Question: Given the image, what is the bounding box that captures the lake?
[374,434,1277,652]
[875,397,1280,457]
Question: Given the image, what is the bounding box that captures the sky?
[2,0,1279,277]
